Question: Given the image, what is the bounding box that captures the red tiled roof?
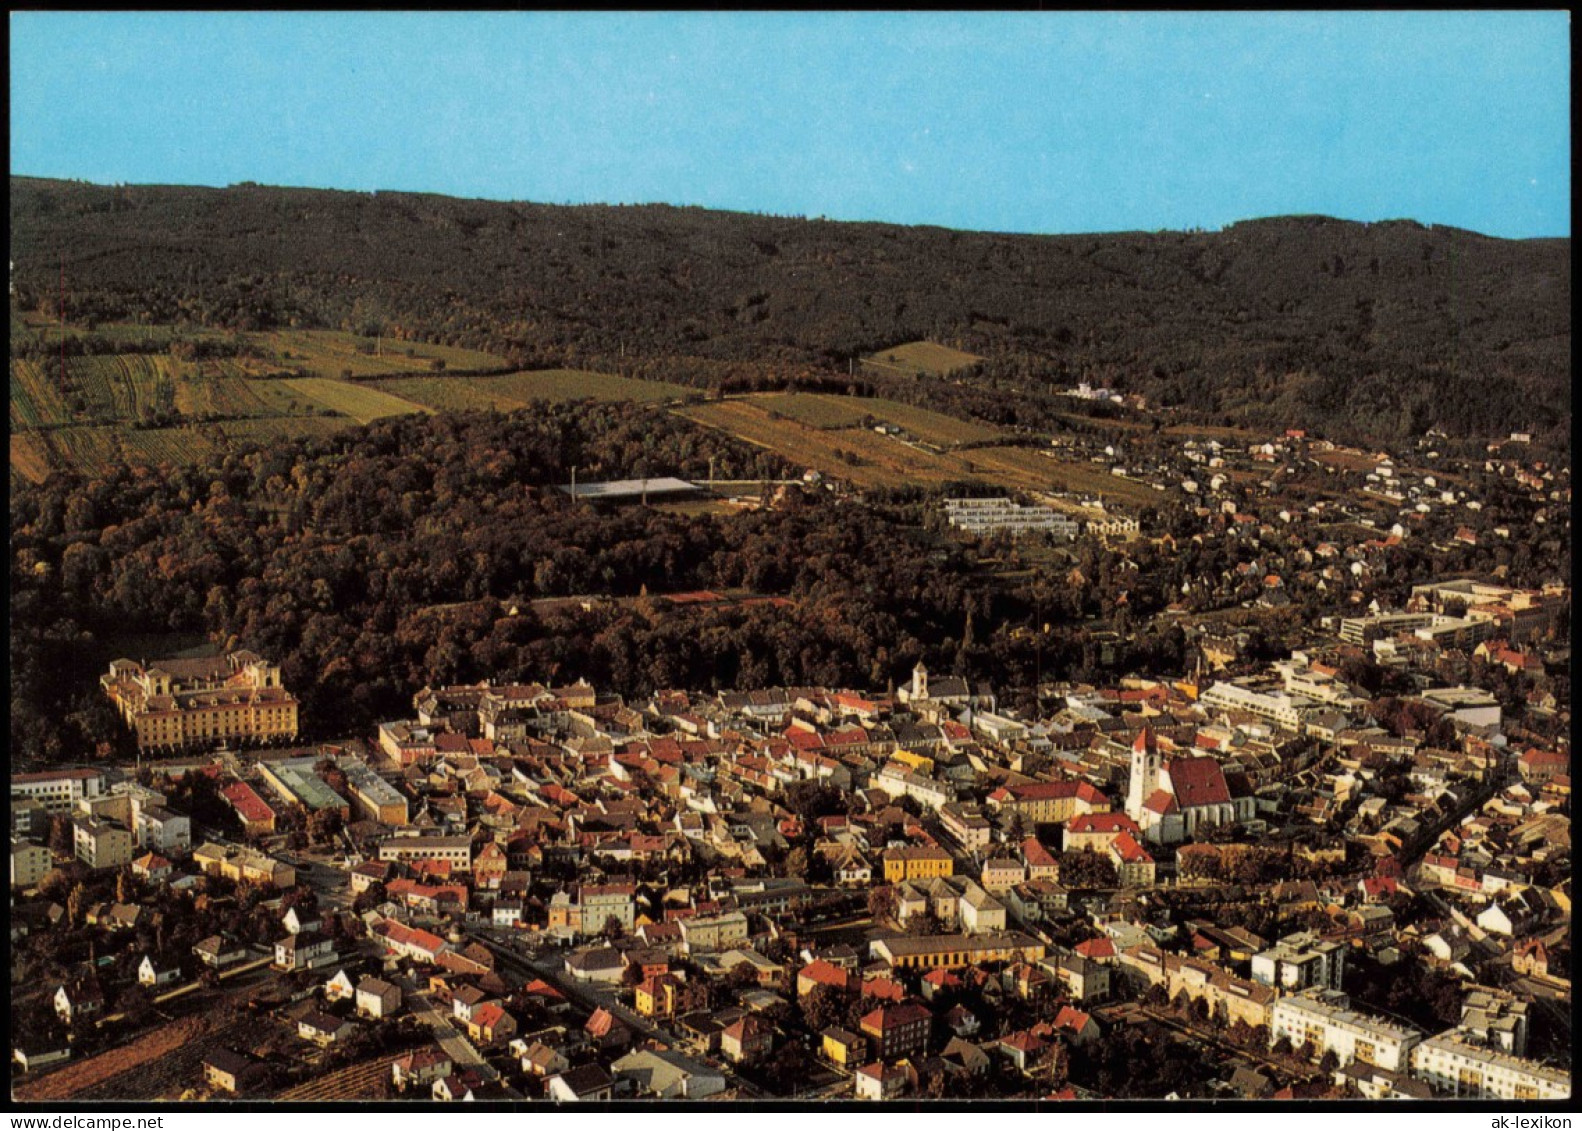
[798,960,850,990]
[1054,1005,1093,1032]
[1143,789,1178,815]
[1073,938,1116,960]
[1165,757,1232,807]
[222,781,275,823]
[861,1001,932,1032]
[1021,837,1058,868]
[1067,813,1141,837]
[1110,830,1153,865]
[1007,779,1107,805]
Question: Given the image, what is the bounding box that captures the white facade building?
[1271,989,1422,1072]
[1410,1032,1569,1100]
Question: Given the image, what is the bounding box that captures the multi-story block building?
[938,802,993,851]
[101,652,298,753]
[11,837,53,888]
[73,818,133,870]
[1270,988,1422,1072]
[1409,1032,1569,1100]
[1121,945,1274,1031]
[134,805,191,856]
[859,1001,932,1063]
[1251,931,1348,992]
[546,882,638,938]
[986,778,1110,824]
[377,833,472,872]
[11,768,106,814]
[677,910,749,954]
[881,846,955,883]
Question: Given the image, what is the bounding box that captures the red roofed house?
[859,1001,932,1063]
[1518,748,1568,785]
[1072,937,1117,963]
[1021,837,1061,881]
[1063,812,1143,854]
[797,959,851,999]
[1108,831,1156,887]
[720,1015,773,1063]
[465,1002,517,1046]
[1052,1005,1100,1047]
[987,778,1110,824]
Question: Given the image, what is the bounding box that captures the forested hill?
[10,176,1570,443]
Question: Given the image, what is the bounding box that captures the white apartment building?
[1271,988,1422,1072]
[11,768,106,814]
[1410,1032,1569,1100]
[943,498,1080,540]
[1199,681,1310,731]
[1251,931,1347,992]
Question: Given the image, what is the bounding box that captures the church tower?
[911,662,929,702]
[1126,727,1161,821]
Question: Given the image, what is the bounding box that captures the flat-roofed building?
[73,818,133,870]
[11,837,52,888]
[558,477,701,503]
[135,806,191,855]
[1251,931,1347,992]
[344,761,409,825]
[1409,1032,1569,1101]
[11,768,106,814]
[257,758,351,818]
[1271,988,1422,1073]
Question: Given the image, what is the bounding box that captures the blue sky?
[9,11,1570,238]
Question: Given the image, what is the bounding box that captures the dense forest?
[10,404,1205,767]
[10,177,1570,445]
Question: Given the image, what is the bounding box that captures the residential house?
[720,1014,774,1063]
[546,1064,616,1103]
[355,976,402,1019]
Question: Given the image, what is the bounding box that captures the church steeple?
[1126,727,1161,821]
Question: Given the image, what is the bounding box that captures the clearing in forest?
[860,340,982,378]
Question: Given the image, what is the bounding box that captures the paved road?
[398,975,495,1079]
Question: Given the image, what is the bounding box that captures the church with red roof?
[1124,728,1255,845]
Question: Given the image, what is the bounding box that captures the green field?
[964,445,1162,507]
[861,340,983,377]
[378,369,694,410]
[751,392,872,429]
[254,330,506,379]
[679,400,969,490]
[10,323,522,480]
[117,426,222,469]
[280,378,433,423]
[10,358,74,428]
[744,391,1003,447]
